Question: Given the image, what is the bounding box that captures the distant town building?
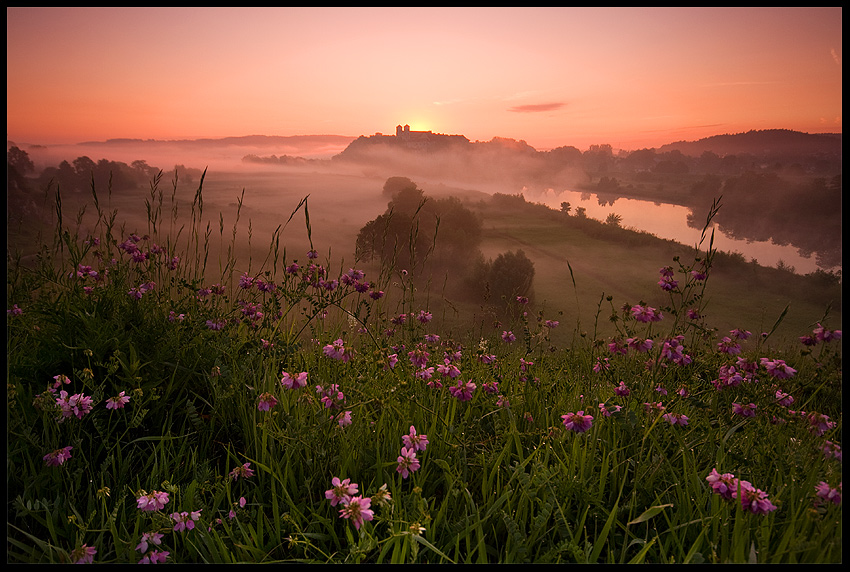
[334,124,470,160]
[396,124,434,138]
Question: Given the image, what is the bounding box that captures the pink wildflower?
[732,402,757,418]
[448,379,476,402]
[229,462,255,480]
[736,484,778,515]
[760,358,797,379]
[402,425,429,452]
[821,440,842,461]
[171,509,202,531]
[136,532,164,553]
[325,477,359,506]
[397,446,421,478]
[137,490,170,512]
[43,446,73,467]
[55,390,94,421]
[807,412,836,436]
[813,323,842,343]
[599,403,621,417]
[323,338,351,362]
[437,360,461,379]
[257,392,278,411]
[561,411,594,433]
[774,390,794,407]
[339,496,374,530]
[106,391,130,410]
[706,468,740,500]
[632,304,663,323]
[481,380,499,394]
[335,410,353,427]
[662,412,689,426]
[71,544,97,564]
[238,272,254,289]
[280,371,309,389]
[593,357,610,373]
[614,381,630,397]
[316,384,345,409]
[627,337,654,353]
[716,336,742,355]
[139,550,170,564]
[814,481,842,506]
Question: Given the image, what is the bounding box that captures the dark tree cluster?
[356,178,482,271]
[356,177,536,307]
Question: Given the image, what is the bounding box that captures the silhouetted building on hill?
[333,124,469,160]
[396,124,433,139]
[392,124,468,150]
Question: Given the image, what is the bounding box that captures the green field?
[6,167,842,563]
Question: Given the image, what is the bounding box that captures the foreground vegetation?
[6,171,842,563]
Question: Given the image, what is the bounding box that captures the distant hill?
[656,129,841,158]
[77,134,356,148]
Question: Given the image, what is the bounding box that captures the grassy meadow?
[6,167,842,563]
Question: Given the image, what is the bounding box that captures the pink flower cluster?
[136,532,168,563]
[55,390,94,421]
[662,412,690,426]
[229,462,255,480]
[323,338,352,362]
[760,358,797,380]
[658,266,678,291]
[325,477,376,530]
[448,379,476,402]
[397,425,427,478]
[137,490,170,512]
[631,304,663,323]
[660,336,692,366]
[171,509,202,531]
[257,392,278,411]
[280,371,308,389]
[43,446,73,467]
[800,323,842,346]
[106,391,130,410]
[561,411,594,433]
[814,481,842,506]
[706,469,778,515]
[70,544,97,564]
[316,384,345,410]
[732,402,757,418]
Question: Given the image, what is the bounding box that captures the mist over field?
[7,127,842,341]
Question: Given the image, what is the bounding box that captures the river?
[533,189,838,276]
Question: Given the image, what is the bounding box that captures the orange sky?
[7,7,843,151]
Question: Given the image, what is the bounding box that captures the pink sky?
[7,7,842,151]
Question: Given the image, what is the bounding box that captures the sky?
[6,7,843,152]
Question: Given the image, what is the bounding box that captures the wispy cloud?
[831,48,841,65]
[701,81,782,88]
[432,98,465,106]
[507,102,566,113]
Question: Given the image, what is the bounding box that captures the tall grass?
[6,173,842,563]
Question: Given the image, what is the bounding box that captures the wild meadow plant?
[6,176,842,563]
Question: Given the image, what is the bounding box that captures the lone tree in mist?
[466,249,535,306]
[382,176,419,198]
[356,177,482,273]
[488,249,535,303]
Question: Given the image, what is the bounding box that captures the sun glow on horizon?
[5,7,842,150]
